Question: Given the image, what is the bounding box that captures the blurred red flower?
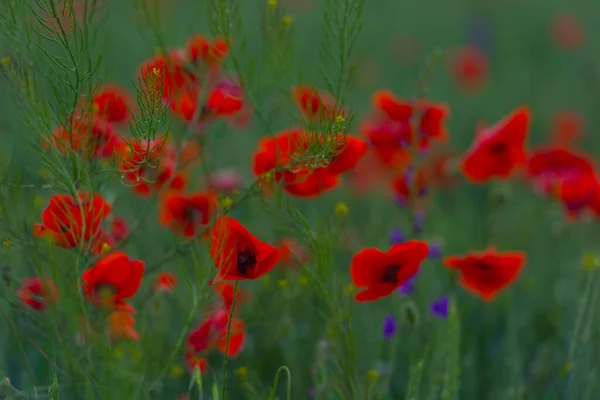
[444,248,526,301]
[350,241,429,302]
[93,84,134,124]
[108,310,139,341]
[17,277,58,311]
[152,272,178,294]
[461,106,530,183]
[447,45,489,93]
[550,13,585,49]
[159,191,217,238]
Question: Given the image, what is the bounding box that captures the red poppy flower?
[551,110,585,144]
[33,193,112,249]
[48,116,122,159]
[17,277,58,311]
[204,79,244,118]
[444,248,526,301]
[108,310,140,341]
[328,135,368,175]
[118,138,187,197]
[185,353,208,373]
[557,172,600,219]
[461,106,531,183]
[110,217,130,242]
[281,167,340,198]
[361,90,449,167]
[350,241,429,302]
[152,272,178,294]
[138,51,196,101]
[293,84,340,122]
[93,84,134,124]
[187,34,228,65]
[252,129,308,177]
[159,191,217,238]
[213,282,250,310]
[447,46,489,93]
[209,217,280,283]
[551,13,585,49]
[81,251,145,309]
[186,309,246,357]
[527,145,595,195]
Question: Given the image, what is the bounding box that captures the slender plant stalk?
[220,280,239,400]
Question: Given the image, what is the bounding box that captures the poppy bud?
[401,300,421,327]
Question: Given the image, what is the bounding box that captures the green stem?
[220,281,239,400]
[268,366,293,400]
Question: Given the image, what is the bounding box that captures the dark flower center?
[237,249,257,276]
[489,142,508,155]
[183,206,203,225]
[381,265,402,284]
[474,261,492,271]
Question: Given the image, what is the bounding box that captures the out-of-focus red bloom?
[361,90,449,167]
[252,130,364,198]
[527,146,595,195]
[557,172,600,219]
[551,13,585,49]
[551,110,585,144]
[138,51,196,101]
[118,138,187,197]
[349,151,397,194]
[208,168,244,194]
[461,106,530,183]
[82,251,145,310]
[390,168,428,204]
[444,248,526,301]
[276,238,309,268]
[328,135,368,175]
[17,277,58,311]
[187,34,228,66]
[33,193,111,249]
[186,309,246,361]
[110,217,130,242]
[47,116,122,159]
[213,282,250,310]
[152,272,178,294]
[209,216,280,283]
[185,354,208,373]
[93,84,134,124]
[293,85,341,122]
[108,310,139,341]
[447,46,489,93]
[204,79,245,118]
[159,192,217,238]
[350,241,429,302]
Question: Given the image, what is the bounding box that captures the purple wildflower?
[395,194,408,208]
[429,295,449,320]
[382,314,397,339]
[398,275,417,295]
[412,210,426,235]
[428,240,442,259]
[389,227,405,245]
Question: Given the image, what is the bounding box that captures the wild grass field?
[1,0,600,399]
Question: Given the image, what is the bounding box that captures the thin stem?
[220,281,239,400]
[0,306,36,381]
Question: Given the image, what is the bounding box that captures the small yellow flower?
[34,195,44,207]
[335,202,349,217]
[220,196,234,210]
[563,360,574,374]
[282,15,292,25]
[170,364,184,378]
[277,279,289,289]
[262,275,271,286]
[235,366,248,379]
[3,240,11,248]
[299,276,309,286]
[582,252,600,272]
[1,56,9,66]
[268,0,278,7]
[101,242,112,254]
[335,115,345,124]
[367,369,379,382]
[113,347,125,359]
[346,283,356,294]
[262,171,273,184]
